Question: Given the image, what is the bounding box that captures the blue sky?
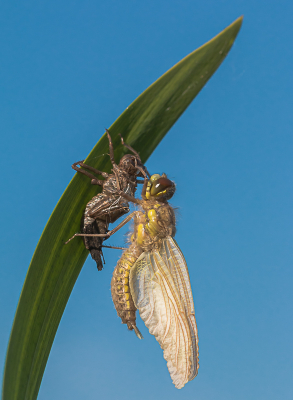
[1,1,292,399]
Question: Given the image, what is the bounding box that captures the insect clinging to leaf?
[66,129,150,270]
[70,172,199,389]
[66,137,199,389]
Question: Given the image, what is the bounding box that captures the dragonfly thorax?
[133,200,176,252]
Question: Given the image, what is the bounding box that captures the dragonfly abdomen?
[111,243,143,338]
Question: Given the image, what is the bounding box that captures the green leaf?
[2,17,242,400]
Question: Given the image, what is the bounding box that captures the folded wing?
[130,242,199,389]
[160,237,199,380]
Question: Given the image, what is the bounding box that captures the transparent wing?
[130,249,197,389]
[160,237,199,380]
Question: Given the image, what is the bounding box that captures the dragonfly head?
[145,173,175,201]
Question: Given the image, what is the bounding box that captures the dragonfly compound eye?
[150,177,174,196]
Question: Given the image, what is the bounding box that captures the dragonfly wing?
[130,251,193,389]
[159,237,199,380]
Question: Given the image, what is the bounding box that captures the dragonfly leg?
[105,129,117,167]
[72,161,107,186]
[65,212,137,245]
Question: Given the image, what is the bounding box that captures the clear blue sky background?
[1,1,292,399]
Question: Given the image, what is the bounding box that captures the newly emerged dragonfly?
[67,172,199,388]
[67,130,149,270]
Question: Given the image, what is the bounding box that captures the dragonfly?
[66,129,150,270]
[85,173,199,389]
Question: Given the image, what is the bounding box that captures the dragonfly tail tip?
[133,325,144,340]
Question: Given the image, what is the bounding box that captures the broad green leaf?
[2,17,242,400]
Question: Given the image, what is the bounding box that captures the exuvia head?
[145,173,175,201]
[119,154,141,175]
[119,154,149,178]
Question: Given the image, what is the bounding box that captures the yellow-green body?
[111,199,176,333]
